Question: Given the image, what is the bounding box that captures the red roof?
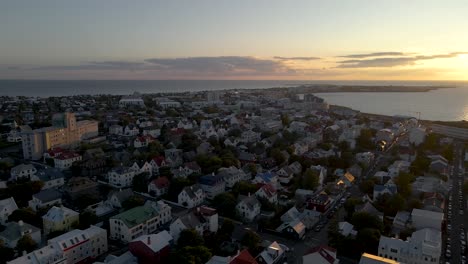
[47,147,65,157]
[152,156,166,166]
[231,249,258,264]
[304,245,337,264]
[260,183,277,198]
[55,152,81,160]
[152,176,169,188]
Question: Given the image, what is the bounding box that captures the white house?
[107,189,134,208]
[256,241,286,264]
[338,221,357,237]
[178,184,205,208]
[256,184,278,204]
[123,124,139,136]
[199,174,225,200]
[54,152,82,170]
[0,221,41,248]
[109,125,123,135]
[10,163,37,181]
[169,206,218,241]
[109,201,171,243]
[373,180,398,202]
[28,189,62,211]
[42,206,79,235]
[0,197,18,224]
[134,135,155,148]
[378,228,441,264]
[148,177,170,197]
[32,167,65,190]
[236,195,261,222]
[108,166,138,188]
[218,166,248,188]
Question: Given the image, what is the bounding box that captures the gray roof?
[0,221,40,242]
[237,195,260,211]
[182,184,203,199]
[33,189,62,202]
[108,189,134,203]
[35,167,64,181]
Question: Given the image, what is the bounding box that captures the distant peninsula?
[283,84,455,93]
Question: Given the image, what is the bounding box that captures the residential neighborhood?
[0,88,466,264]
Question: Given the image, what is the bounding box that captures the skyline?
[1,1,468,80]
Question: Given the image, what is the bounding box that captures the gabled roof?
[231,249,258,264]
[151,176,170,189]
[304,245,337,264]
[33,189,62,202]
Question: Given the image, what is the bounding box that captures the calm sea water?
[0,80,467,121]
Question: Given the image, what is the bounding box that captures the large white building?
[109,201,171,243]
[8,225,107,264]
[108,166,139,188]
[42,206,79,235]
[119,93,145,107]
[21,112,98,160]
[378,228,441,264]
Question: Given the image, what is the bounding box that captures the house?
[48,225,108,263]
[338,221,357,237]
[408,127,426,146]
[236,195,261,222]
[253,172,278,187]
[376,128,394,143]
[128,231,173,264]
[107,189,134,208]
[238,151,257,165]
[373,180,397,202]
[336,172,355,188]
[150,156,167,175]
[164,149,183,167]
[378,228,441,264]
[148,177,170,197]
[10,163,37,181]
[28,189,62,211]
[42,206,79,235]
[359,253,399,264]
[276,219,306,240]
[199,174,225,200]
[410,209,443,231]
[32,167,65,190]
[387,160,410,178]
[255,184,278,204]
[392,211,411,231]
[307,191,334,212]
[241,130,261,143]
[109,124,123,135]
[178,184,205,208]
[421,192,445,213]
[0,197,18,224]
[429,159,448,175]
[0,221,41,248]
[142,126,161,138]
[356,152,375,166]
[108,166,138,188]
[64,177,99,200]
[302,245,339,264]
[411,176,449,196]
[218,166,249,188]
[110,201,172,243]
[356,202,383,221]
[310,165,327,186]
[255,241,285,264]
[53,152,82,170]
[169,206,218,241]
[276,166,294,185]
[124,124,139,136]
[207,249,258,264]
[183,161,202,175]
[134,135,155,148]
[347,164,363,178]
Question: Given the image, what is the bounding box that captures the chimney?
[248,192,251,197]
[18,220,24,226]
[147,236,151,245]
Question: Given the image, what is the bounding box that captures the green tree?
[132,173,149,192]
[212,193,237,218]
[177,229,204,249]
[344,198,362,219]
[302,169,319,190]
[0,241,15,264]
[241,230,261,251]
[356,228,381,255]
[463,181,468,195]
[218,219,235,240]
[232,182,258,197]
[8,208,42,228]
[270,148,285,165]
[281,114,290,126]
[79,211,98,229]
[394,172,415,198]
[359,177,378,195]
[172,246,212,264]
[122,195,145,210]
[357,129,375,150]
[16,234,37,253]
[351,212,383,232]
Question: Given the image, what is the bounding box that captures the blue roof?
[199,174,223,186]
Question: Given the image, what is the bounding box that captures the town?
[0,88,466,264]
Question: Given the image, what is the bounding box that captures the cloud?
[338,52,410,58]
[273,56,321,61]
[336,52,468,68]
[36,61,147,71]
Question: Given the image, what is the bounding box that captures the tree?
[351,212,383,232]
[232,182,258,197]
[270,148,285,165]
[122,195,145,210]
[359,178,378,195]
[463,181,468,195]
[172,246,212,264]
[212,193,237,218]
[281,114,290,126]
[177,229,204,249]
[79,211,98,229]
[344,198,362,219]
[394,172,415,198]
[302,169,319,190]
[132,173,149,192]
[356,228,381,255]
[241,230,261,251]
[16,234,37,253]
[0,241,15,264]
[8,208,42,228]
[357,129,375,150]
[218,219,235,240]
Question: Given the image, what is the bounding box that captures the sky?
[1,0,468,80]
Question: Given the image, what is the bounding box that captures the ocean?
[0,79,467,121]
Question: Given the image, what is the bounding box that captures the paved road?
[445,143,467,264]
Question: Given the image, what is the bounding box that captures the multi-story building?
[199,174,225,200]
[42,206,79,235]
[22,112,98,160]
[54,152,82,170]
[107,166,138,188]
[170,206,218,241]
[378,228,441,264]
[109,201,171,243]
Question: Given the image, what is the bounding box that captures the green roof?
[111,204,159,228]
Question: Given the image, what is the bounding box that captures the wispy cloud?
[338,52,410,58]
[273,56,321,61]
[336,52,468,68]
